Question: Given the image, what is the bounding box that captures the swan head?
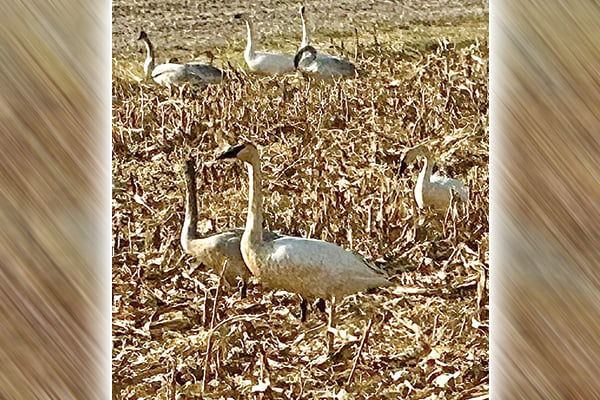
[294,45,318,69]
[137,31,148,41]
[216,143,258,164]
[399,144,430,174]
[300,5,305,15]
[168,57,180,63]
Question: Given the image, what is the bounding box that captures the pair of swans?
[137,31,223,88]
[236,6,356,78]
[182,143,391,352]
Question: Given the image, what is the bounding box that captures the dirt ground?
[113,0,488,60]
[113,1,488,399]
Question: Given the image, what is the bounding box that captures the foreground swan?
[234,14,295,75]
[138,31,223,87]
[216,143,392,351]
[399,144,469,211]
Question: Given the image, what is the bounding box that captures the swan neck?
[301,12,309,47]
[420,156,433,182]
[181,167,198,252]
[142,38,155,77]
[244,20,255,58]
[244,159,263,246]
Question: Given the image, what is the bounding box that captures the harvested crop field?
[112,0,489,399]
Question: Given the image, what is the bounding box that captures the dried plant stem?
[201,261,228,393]
[346,318,374,385]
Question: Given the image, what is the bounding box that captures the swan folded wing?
[431,175,468,200]
[152,63,222,86]
[183,63,223,83]
[320,56,356,77]
[260,236,391,299]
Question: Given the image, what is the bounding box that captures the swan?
[137,31,223,87]
[181,158,284,298]
[216,143,392,351]
[294,6,357,78]
[234,14,295,75]
[294,45,357,78]
[399,144,469,211]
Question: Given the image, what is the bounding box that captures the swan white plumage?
[216,143,392,351]
[294,6,357,78]
[137,31,223,87]
[234,14,295,75]
[181,158,285,298]
[399,144,468,211]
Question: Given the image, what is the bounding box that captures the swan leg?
[300,297,308,322]
[327,296,336,353]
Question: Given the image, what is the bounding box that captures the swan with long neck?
[137,31,223,87]
[294,6,356,78]
[181,158,285,298]
[399,144,468,210]
[216,143,392,351]
[234,14,295,75]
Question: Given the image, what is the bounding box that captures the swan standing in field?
[399,144,469,211]
[216,143,392,352]
[137,31,223,87]
[181,158,284,298]
[294,6,357,78]
[234,13,295,75]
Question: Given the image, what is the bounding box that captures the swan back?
[256,236,392,299]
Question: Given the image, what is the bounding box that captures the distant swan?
[399,144,468,210]
[294,45,357,78]
[138,31,223,87]
[294,5,356,78]
[216,143,392,351]
[234,14,295,75]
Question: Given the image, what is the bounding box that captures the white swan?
[181,158,283,298]
[137,31,223,87]
[234,14,295,75]
[216,143,392,351]
[294,6,357,78]
[399,144,468,211]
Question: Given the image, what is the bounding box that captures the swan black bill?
[216,144,246,160]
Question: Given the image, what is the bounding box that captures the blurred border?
[491,0,600,398]
[1,0,599,398]
[0,0,111,399]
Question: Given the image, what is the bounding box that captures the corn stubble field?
[112,1,488,398]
